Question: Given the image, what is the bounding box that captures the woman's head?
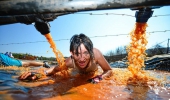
[70,34,94,68]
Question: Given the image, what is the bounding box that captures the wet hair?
[70,33,94,60]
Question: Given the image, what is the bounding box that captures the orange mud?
[44,34,67,71]
[0,66,169,100]
[126,23,155,85]
[127,23,148,73]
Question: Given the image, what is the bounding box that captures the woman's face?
[71,43,90,69]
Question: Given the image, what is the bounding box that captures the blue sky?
[0,6,170,57]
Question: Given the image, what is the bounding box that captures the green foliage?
[12,53,56,61]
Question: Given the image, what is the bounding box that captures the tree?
[115,46,127,55]
[147,44,165,56]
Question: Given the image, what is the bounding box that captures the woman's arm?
[45,57,73,75]
[19,65,59,80]
[19,57,72,80]
[45,65,60,75]
[93,48,113,79]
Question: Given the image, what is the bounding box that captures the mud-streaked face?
[71,43,90,69]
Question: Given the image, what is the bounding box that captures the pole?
[167,38,169,54]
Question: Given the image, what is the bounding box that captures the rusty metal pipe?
[0,0,170,16]
[0,0,170,25]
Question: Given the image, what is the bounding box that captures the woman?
[19,34,113,83]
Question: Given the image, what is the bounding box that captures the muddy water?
[0,67,169,100]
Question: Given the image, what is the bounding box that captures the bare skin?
[22,61,44,67]
[19,44,113,80]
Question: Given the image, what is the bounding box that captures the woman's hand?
[101,70,113,79]
[88,75,103,84]
[88,70,113,84]
[19,71,41,81]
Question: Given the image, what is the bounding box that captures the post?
[167,38,169,54]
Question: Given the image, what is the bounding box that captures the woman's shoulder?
[93,48,99,52]
[93,48,103,61]
[93,48,102,55]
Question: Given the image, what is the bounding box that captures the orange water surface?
[0,67,169,100]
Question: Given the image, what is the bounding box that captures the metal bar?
[0,0,170,16]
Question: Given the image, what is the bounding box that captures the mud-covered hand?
[88,75,102,84]
[34,18,50,35]
[19,71,42,82]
